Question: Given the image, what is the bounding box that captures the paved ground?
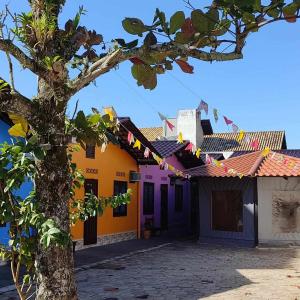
[1,240,300,299]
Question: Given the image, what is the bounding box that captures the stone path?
[1,241,300,299]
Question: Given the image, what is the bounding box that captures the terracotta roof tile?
[187,151,300,178]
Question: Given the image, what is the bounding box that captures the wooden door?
[84,179,98,245]
[160,184,168,230]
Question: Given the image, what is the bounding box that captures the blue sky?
[1,0,300,148]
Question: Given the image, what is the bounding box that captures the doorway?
[84,179,98,245]
[160,184,168,230]
[190,180,199,237]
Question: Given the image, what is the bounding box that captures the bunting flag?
[133,139,141,150]
[223,116,233,125]
[262,147,270,157]
[237,130,245,142]
[158,112,167,121]
[185,142,194,152]
[232,124,239,133]
[244,134,251,144]
[168,165,175,171]
[195,148,201,159]
[177,132,183,144]
[198,100,208,115]
[166,120,175,131]
[104,107,116,121]
[206,154,212,164]
[213,109,218,123]
[223,165,228,173]
[144,147,150,158]
[250,139,259,151]
[127,131,134,145]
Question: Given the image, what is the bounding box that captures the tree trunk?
[33,81,78,300]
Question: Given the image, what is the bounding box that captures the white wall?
[258,177,300,245]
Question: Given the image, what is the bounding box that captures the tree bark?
[33,80,78,300]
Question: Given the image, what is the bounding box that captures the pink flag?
[232,124,239,133]
[166,120,175,131]
[144,147,150,158]
[198,100,208,115]
[127,131,134,145]
[250,139,259,151]
[205,154,212,164]
[223,165,228,173]
[223,116,233,125]
[185,142,194,152]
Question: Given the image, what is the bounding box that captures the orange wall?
[70,143,139,240]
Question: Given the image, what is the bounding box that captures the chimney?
[162,109,204,147]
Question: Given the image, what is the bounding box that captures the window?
[175,185,183,212]
[211,190,243,232]
[0,222,6,228]
[143,182,154,215]
[113,181,128,217]
[86,144,95,159]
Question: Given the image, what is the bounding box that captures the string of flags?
[125,125,189,179]
[155,97,300,178]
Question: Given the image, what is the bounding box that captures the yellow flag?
[177,132,183,144]
[214,160,222,167]
[103,108,115,121]
[133,139,141,150]
[238,173,244,179]
[262,147,270,157]
[168,165,175,171]
[8,123,27,138]
[195,148,201,159]
[8,113,28,133]
[237,130,245,142]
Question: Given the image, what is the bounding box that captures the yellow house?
[70,117,157,249]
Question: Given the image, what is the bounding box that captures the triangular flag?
[198,100,208,115]
[9,114,28,133]
[185,142,194,152]
[205,154,212,165]
[223,165,228,173]
[262,147,270,157]
[223,116,233,125]
[158,112,167,121]
[232,124,239,133]
[127,132,134,145]
[213,109,218,123]
[250,139,259,151]
[144,147,150,158]
[238,173,244,179]
[244,134,251,144]
[237,130,245,142]
[133,139,141,150]
[195,148,201,159]
[214,160,222,167]
[168,165,175,171]
[177,132,183,144]
[103,107,116,121]
[166,120,175,131]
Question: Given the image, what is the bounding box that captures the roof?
[231,149,300,159]
[187,151,300,178]
[139,127,163,141]
[152,140,188,158]
[139,125,286,151]
[201,131,286,152]
[117,117,159,165]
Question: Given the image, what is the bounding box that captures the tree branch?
[0,76,33,120]
[0,39,47,78]
[68,44,243,94]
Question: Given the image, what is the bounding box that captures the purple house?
[139,109,205,236]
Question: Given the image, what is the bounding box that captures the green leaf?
[122,18,147,36]
[191,9,208,33]
[283,3,298,22]
[170,11,185,34]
